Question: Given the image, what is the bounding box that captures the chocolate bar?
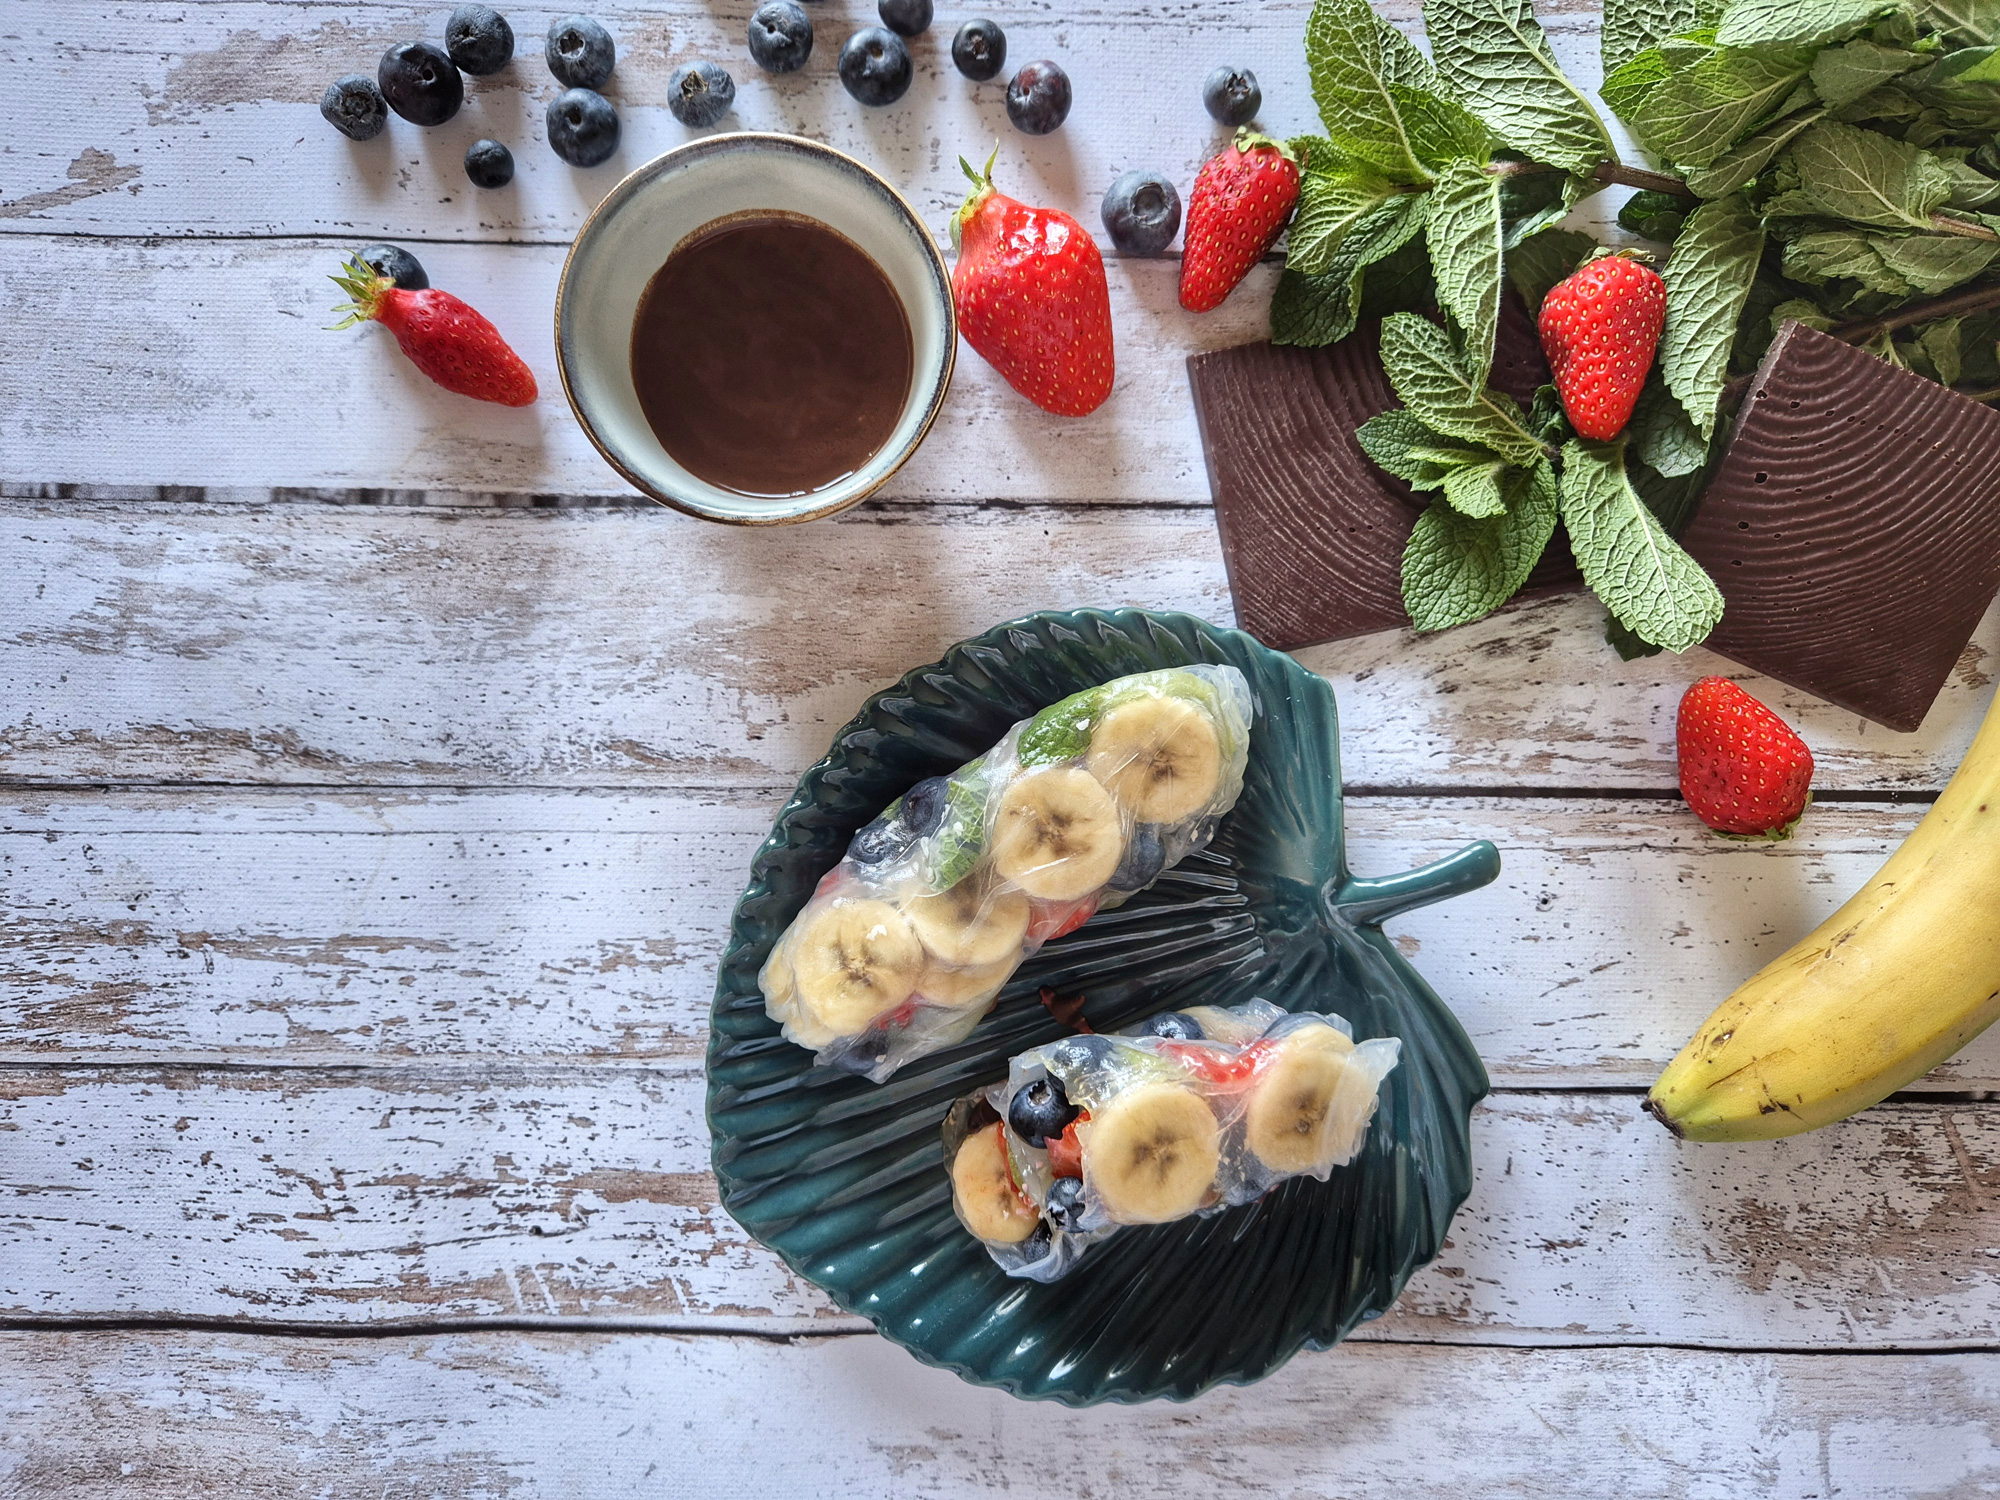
[1676,322,2000,732]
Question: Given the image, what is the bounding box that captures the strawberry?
[1537,253,1665,441]
[1179,129,1301,313]
[1027,894,1098,945]
[1045,1114,1087,1178]
[1676,676,1815,838]
[951,151,1115,417]
[330,256,537,407]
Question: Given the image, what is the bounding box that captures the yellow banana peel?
[1648,688,2000,1141]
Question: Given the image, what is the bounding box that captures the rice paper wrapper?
[760,665,1253,1081]
[942,1000,1401,1282]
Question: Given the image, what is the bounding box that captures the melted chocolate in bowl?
[630,213,916,498]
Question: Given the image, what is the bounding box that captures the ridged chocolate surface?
[1191,302,1568,652]
[1678,322,2000,732]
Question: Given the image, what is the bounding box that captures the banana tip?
[1640,1094,1683,1138]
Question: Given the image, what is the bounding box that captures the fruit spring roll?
[944,1000,1400,1281]
[760,665,1253,1081]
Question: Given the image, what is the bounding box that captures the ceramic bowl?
[556,133,955,525]
[707,609,1500,1404]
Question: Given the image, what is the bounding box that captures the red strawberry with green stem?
[1677,676,1815,838]
[1537,253,1665,441]
[951,150,1115,417]
[1179,129,1301,313]
[330,257,538,407]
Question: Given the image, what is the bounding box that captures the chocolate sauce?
[630,213,915,497]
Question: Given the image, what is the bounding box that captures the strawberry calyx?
[951,145,1001,255]
[1231,127,1294,164]
[327,255,396,330]
[1709,791,1814,843]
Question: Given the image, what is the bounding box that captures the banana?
[1086,694,1223,823]
[1649,688,2000,1141]
[1245,1028,1365,1174]
[905,877,1030,969]
[790,897,924,1035]
[917,954,1015,1009]
[951,1123,1041,1244]
[992,767,1126,902]
[1083,1081,1220,1223]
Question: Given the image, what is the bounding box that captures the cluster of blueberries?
[319,6,624,173]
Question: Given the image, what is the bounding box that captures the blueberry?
[1203,64,1261,126]
[1048,1034,1114,1077]
[320,75,389,140]
[1045,1175,1086,1231]
[951,18,1006,80]
[356,244,428,290]
[378,41,464,126]
[898,777,950,838]
[1106,821,1169,890]
[839,27,913,106]
[445,5,515,76]
[1007,1075,1080,1148]
[1101,171,1182,256]
[546,87,620,166]
[1141,1011,1205,1041]
[546,15,615,89]
[878,0,932,37]
[464,138,515,188]
[848,814,912,865]
[667,61,736,127]
[748,1,814,72]
[1006,60,1072,136]
[1019,1219,1055,1260]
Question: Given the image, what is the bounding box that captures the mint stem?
[1489,158,1698,199]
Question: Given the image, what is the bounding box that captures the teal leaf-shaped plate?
[707,609,1495,1404]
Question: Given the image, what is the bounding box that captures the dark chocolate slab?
[1189,302,1567,652]
[1677,322,2000,732]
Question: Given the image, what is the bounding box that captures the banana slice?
[790,897,923,1035]
[992,767,1126,902]
[1086,694,1223,824]
[951,1124,1040,1244]
[1244,1028,1364,1174]
[905,878,1031,969]
[1083,1081,1220,1224]
[918,954,1015,1009]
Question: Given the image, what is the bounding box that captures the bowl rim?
[554,131,957,527]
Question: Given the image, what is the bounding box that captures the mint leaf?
[1681,104,1824,196]
[1916,0,2000,44]
[1629,373,1709,477]
[1423,0,1616,173]
[1661,193,1764,439]
[1286,155,1414,275]
[1506,226,1596,314]
[1380,313,1548,464]
[1378,15,1446,90]
[1558,439,1723,652]
[1272,194,1432,345]
[1715,0,1900,50]
[1781,228,1919,293]
[1603,47,1672,119]
[1441,459,1513,517]
[1941,153,2000,207]
[1606,614,1666,659]
[1426,158,1507,382]
[1307,0,1438,182]
[1401,460,1559,630]
[1787,119,1955,227]
[1396,84,1497,166]
[1811,38,1931,108]
[1496,164,1590,248]
[1904,46,2000,127]
[1356,409,1499,487]
[1912,314,1966,383]
[1604,0,1723,73]
[1632,47,1813,168]
[1618,188,1691,239]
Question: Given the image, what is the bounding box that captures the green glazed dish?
[706,609,1497,1404]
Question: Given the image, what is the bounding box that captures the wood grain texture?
[9,788,2000,1090]
[1679,324,2000,732]
[4,499,1997,792]
[5,1331,1999,1497]
[3,1068,1997,1345]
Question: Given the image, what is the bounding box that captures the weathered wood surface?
[10,788,2000,1090]
[5,1332,1997,1498]
[4,500,1994,790]
[4,1069,1997,1347]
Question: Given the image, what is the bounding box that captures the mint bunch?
[1275,0,2000,654]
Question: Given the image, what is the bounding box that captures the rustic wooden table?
[4,1,1999,1493]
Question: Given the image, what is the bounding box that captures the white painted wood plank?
[4,501,1995,791]
[4,1068,1996,1345]
[4,1331,1996,1497]
[9,788,2000,1091]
